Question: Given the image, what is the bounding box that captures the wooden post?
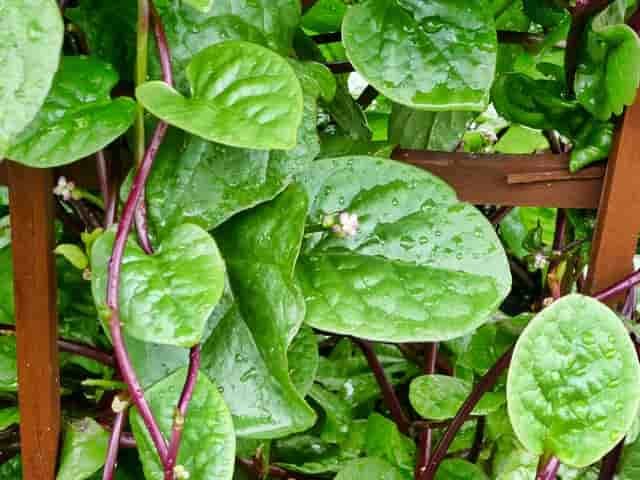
[586,98,640,298]
[7,162,60,479]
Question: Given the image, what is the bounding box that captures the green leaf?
[0,248,14,324]
[309,383,353,443]
[522,0,569,28]
[0,407,19,430]
[389,104,474,151]
[0,336,17,392]
[55,244,89,270]
[8,56,136,168]
[0,0,63,157]
[136,41,303,150]
[575,0,640,120]
[365,413,416,472]
[0,456,22,479]
[183,0,213,13]
[288,325,319,397]
[342,0,497,111]
[494,125,549,154]
[435,459,489,480]
[296,156,511,343]
[145,61,323,236]
[303,0,347,34]
[620,434,640,480]
[202,187,316,438]
[130,368,236,480]
[410,374,506,420]
[91,224,225,347]
[570,120,614,172]
[507,294,640,467]
[56,418,109,480]
[335,458,407,480]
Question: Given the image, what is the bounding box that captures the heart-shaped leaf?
[296,156,511,343]
[201,186,316,438]
[57,418,109,480]
[507,294,640,467]
[409,374,506,420]
[342,0,497,111]
[575,0,640,120]
[8,56,136,168]
[0,0,63,157]
[91,224,225,347]
[130,368,236,480]
[136,41,303,150]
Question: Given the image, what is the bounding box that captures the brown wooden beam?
[392,149,604,208]
[586,98,640,298]
[7,162,61,480]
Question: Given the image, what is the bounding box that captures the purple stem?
[416,343,438,480]
[594,268,640,302]
[102,410,127,480]
[236,457,324,480]
[598,441,623,480]
[468,417,485,464]
[135,201,154,254]
[490,206,514,226]
[164,345,201,479]
[537,456,560,480]
[95,151,111,223]
[423,347,514,479]
[630,8,640,33]
[552,210,567,253]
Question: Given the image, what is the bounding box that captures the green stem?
[71,188,105,210]
[81,379,127,390]
[135,0,150,166]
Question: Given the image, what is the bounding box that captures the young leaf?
[0,0,63,157]
[507,294,640,467]
[55,244,89,271]
[56,418,109,480]
[288,325,319,397]
[410,374,506,420]
[494,125,549,154]
[335,458,407,480]
[309,384,354,444]
[575,0,640,120]
[130,368,236,480]
[91,224,225,347]
[365,413,416,472]
[342,0,497,111]
[296,156,511,343]
[136,41,303,150]
[8,56,136,168]
[435,458,489,480]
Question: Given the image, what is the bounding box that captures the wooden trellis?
[1,96,639,479]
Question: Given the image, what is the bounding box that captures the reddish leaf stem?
[352,338,411,435]
[490,206,514,225]
[594,268,640,302]
[598,440,623,480]
[95,151,115,228]
[537,456,560,480]
[236,457,324,480]
[423,347,514,479]
[102,409,127,480]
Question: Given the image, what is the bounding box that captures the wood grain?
[7,162,61,479]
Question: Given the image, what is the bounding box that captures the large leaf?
[91,224,225,347]
[136,41,303,150]
[8,56,136,168]
[389,104,474,151]
[201,187,316,438]
[296,156,511,343]
[0,0,63,157]
[335,458,407,480]
[575,0,640,120]
[144,61,324,237]
[130,368,236,480]
[56,418,109,480]
[342,0,497,111]
[507,294,640,467]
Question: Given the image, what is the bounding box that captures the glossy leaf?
[130,368,236,480]
[136,41,303,150]
[0,407,19,430]
[507,294,640,467]
[91,224,225,347]
[145,61,324,237]
[335,458,407,480]
[57,418,109,480]
[0,248,14,324]
[202,187,316,438]
[288,325,319,396]
[410,374,505,420]
[365,413,416,472]
[494,125,549,154]
[8,56,136,168]
[342,0,497,111]
[0,336,17,392]
[296,156,511,343]
[309,383,353,443]
[575,0,640,120]
[303,0,347,34]
[0,0,63,157]
[435,459,489,480]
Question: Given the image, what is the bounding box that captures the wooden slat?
[7,162,60,480]
[0,157,106,188]
[392,149,604,208]
[586,98,640,298]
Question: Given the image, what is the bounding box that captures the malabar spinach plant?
[1,0,640,479]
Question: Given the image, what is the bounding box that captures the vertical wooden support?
[586,99,640,297]
[7,162,60,479]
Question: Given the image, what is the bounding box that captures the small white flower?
[174,465,190,479]
[533,252,548,270]
[53,176,75,201]
[111,394,129,413]
[332,212,359,238]
[82,268,92,281]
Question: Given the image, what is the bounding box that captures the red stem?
[164,345,201,479]
[352,338,411,435]
[102,409,127,480]
[598,441,623,480]
[594,268,640,302]
[95,151,114,228]
[490,206,514,225]
[537,456,560,480]
[423,347,514,479]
